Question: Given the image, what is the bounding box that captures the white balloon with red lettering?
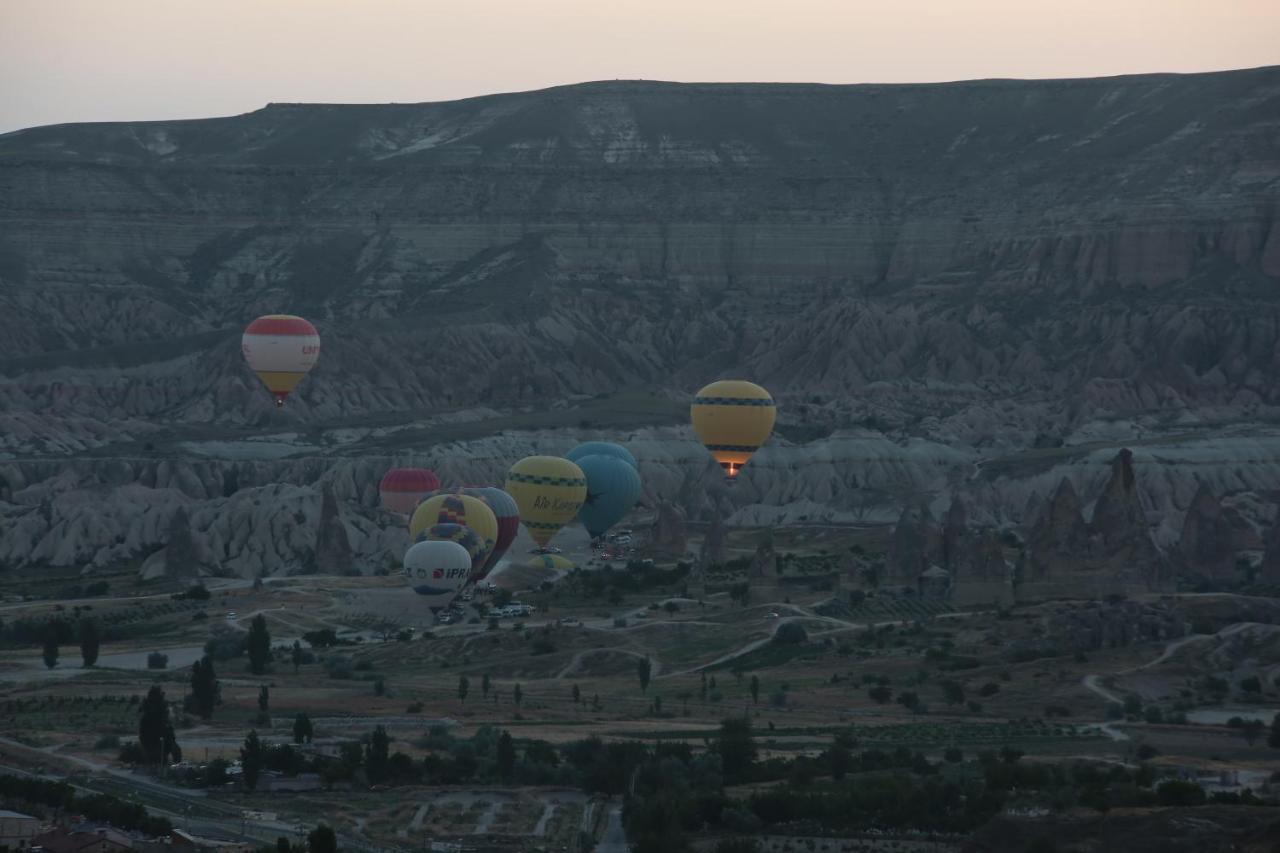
[403,540,472,610]
[241,314,321,407]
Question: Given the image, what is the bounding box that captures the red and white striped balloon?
[241,315,320,407]
[380,468,441,515]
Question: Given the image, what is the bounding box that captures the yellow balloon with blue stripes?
[691,380,777,480]
[504,456,587,548]
[409,494,498,575]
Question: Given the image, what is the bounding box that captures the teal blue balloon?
[566,441,637,470]
[574,454,642,539]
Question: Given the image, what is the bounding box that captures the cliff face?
[1,70,1279,575]
[2,71,1278,428]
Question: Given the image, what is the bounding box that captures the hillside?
[1,68,1278,573]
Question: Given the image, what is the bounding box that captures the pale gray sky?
[2,0,1278,134]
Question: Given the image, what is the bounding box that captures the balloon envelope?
[242,315,320,407]
[690,380,776,480]
[461,486,520,578]
[504,456,587,548]
[409,495,497,575]
[527,554,575,571]
[566,441,637,470]
[379,468,440,515]
[418,522,485,568]
[575,454,642,539]
[404,539,472,609]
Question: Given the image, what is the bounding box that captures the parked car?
[558,617,581,627]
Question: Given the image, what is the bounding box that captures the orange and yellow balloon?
[691,380,776,480]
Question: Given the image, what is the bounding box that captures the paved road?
[594,806,627,853]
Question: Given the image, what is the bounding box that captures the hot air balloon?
[504,456,587,551]
[403,539,472,609]
[460,486,520,578]
[566,441,638,470]
[241,315,320,407]
[379,468,440,515]
[691,380,776,480]
[574,454,642,540]
[409,495,498,575]
[526,554,575,571]
[418,522,486,570]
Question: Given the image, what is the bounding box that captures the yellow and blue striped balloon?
[690,380,776,480]
[505,456,587,548]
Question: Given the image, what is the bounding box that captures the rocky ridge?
[0,69,1278,576]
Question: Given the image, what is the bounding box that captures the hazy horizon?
[3,0,1279,135]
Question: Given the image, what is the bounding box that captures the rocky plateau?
[0,68,1278,579]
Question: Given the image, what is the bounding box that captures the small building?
[0,810,39,849]
[167,830,253,853]
[31,826,134,853]
[256,772,324,793]
[918,564,951,599]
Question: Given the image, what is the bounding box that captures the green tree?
[458,676,470,704]
[717,717,757,781]
[366,725,390,783]
[1240,675,1262,695]
[307,824,337,853]
[497,731,516,781]
[1269,712,1280,749]
[700,671,708,701]
[749,674,760,704]
[827,731,854,780]
[293,712,314,745]
[513,683,523,706]
[1156,779,1206,806]
[897,691,920,713]
[572,684,581,705]
[138,685,175,766]
[240,730,265,791]
[637,656,652,692]
[869,685,892,703]
[1242,719,1265,746]
[79,618,100,668]
[481,673,491,699]
[291,640,304,674]
[189,655,219,719]
[713,840,760,853]
[41,626,59,670]
[258,685,270,713]
[942,680,966,705]
[247,615,272,675]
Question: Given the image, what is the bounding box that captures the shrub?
[147,652,169,670]
[1156,780,1206,807]
[204,631,246,661]
[773,622,808,645]
[325,655,354,679]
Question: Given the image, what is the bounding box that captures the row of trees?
[0,772,171,836]
[35,617,101,669]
